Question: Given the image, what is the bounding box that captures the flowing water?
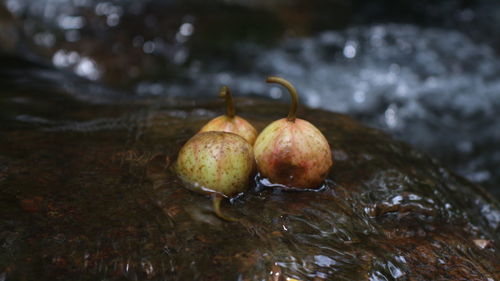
[1,0,500,280]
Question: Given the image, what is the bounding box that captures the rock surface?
[0,82,499,280]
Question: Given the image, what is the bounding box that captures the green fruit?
[175,131,255,221]
[254,77,333,189]
[199,86,258,145]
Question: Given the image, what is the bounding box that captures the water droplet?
[143,41,156,54]
[95,2,113,16]
[384,104,399,129]
[270,87,282,99]
[354,90,365,103]
[106,13,120,27]
[179,23,194,37]
[343,40,357,58]
[75,58,101,80]
[57,16,85,30]
[52,50,78,67]
[6,0,24,15]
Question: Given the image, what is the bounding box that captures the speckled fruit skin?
[199,115,258,145]
[254,118,333,188]
[175,131,255,196]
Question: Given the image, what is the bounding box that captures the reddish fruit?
[253,77,332,189]
[199,86,258,145]
[175,131,255,221]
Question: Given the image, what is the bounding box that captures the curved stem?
[212,193,239,222]
[266,76,298,122]
[219,85,235,118]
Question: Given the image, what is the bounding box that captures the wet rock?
[0,89,498,280]
[18,196,43,213]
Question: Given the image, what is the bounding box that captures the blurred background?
[0,0,499,198]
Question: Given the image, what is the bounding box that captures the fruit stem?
[219,85,235,118]
[212,193,239,222]
[266,76,298,122]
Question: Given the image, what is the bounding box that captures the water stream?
[1,1,499,280]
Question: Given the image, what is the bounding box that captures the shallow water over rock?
[0,78,498,280]
[1,1,500,279]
